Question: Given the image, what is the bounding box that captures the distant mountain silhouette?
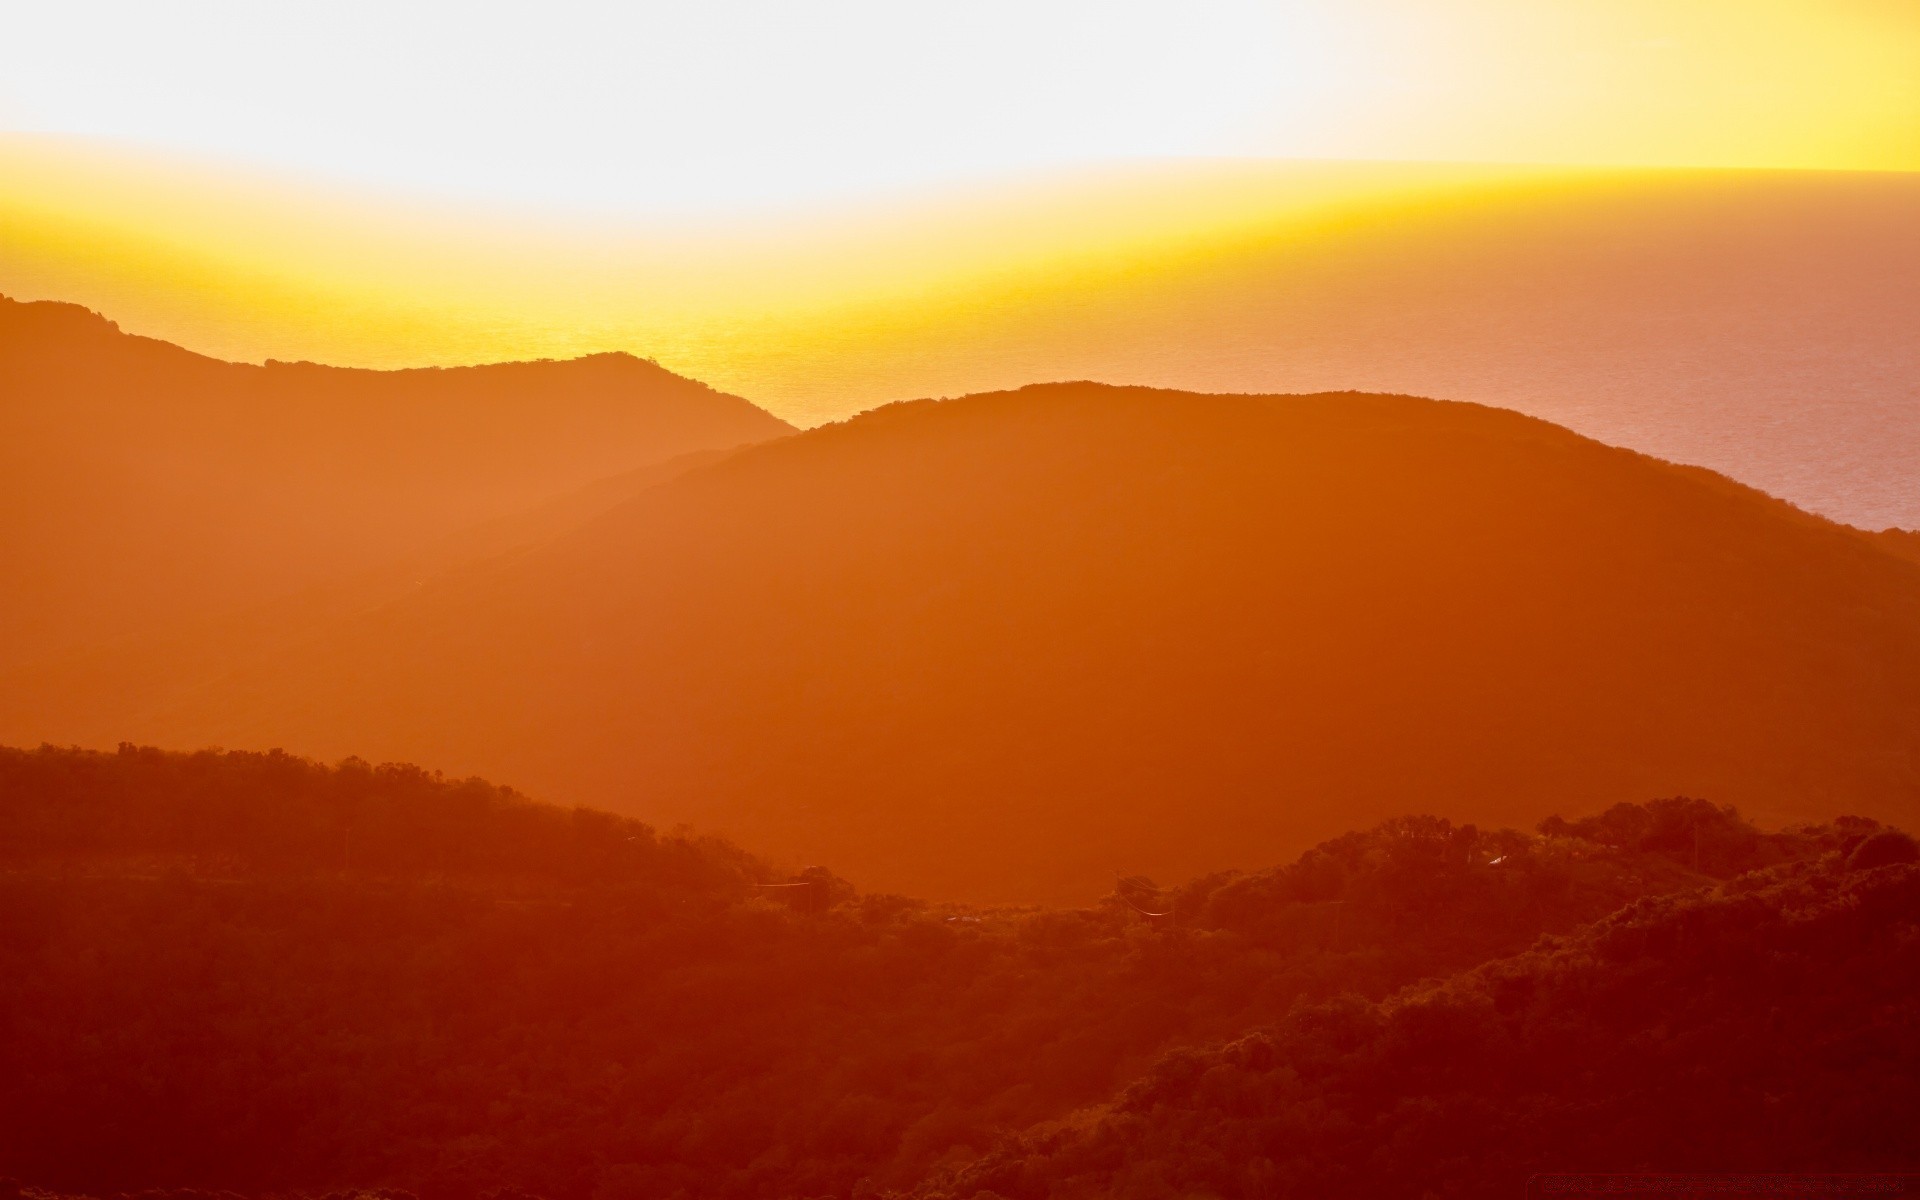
[133,383,1920,900]
[779,169,1920,530]
[0,296,792,675]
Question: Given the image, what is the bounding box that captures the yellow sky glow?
[0,138,1611,413]
[1,0,1915,422]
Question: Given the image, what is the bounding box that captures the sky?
[2,0,1915,215]
[2,0,1917,491]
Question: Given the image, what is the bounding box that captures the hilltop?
[134,382,1920,900]
[0,296,792,676]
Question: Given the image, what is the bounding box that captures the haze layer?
[0,297,791,671]
[5,146,1915,528]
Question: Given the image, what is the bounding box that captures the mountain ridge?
[5,294,726,389]
[129,380,1920,901]
[0,294,793,681]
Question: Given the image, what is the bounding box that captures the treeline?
[921,833,1920,1200]
[0,744,762,895]
[0,746,1910,1200]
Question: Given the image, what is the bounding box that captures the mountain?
[772,168,1920,531]
[7,743,1902,1200]
[136,383,1920,900]
[0,295,793,673]
[0,447,737,748]
[12,151,1919,529]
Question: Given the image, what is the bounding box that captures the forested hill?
[921,830,1920,1200]
[0,743,762,897]
[4,744,1916,1200]
[140,382,1920,902]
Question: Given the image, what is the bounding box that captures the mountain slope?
[0,448,735,749]
[145,383,1920,900]
[0,295,793,671]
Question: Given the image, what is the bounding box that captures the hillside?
[3,743,1894,1200]
[0,296,792,676]
[921,837,1920,1199]
[133,383,1920,900]
[0,448,737,750]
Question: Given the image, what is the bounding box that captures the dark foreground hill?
[919,838,1920,1200]
[0,296,792,676]
[142,383,1920,900]
[2,745,1915,1200]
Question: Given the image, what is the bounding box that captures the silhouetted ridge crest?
[0,293,793,735]
[0,743,762,894]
